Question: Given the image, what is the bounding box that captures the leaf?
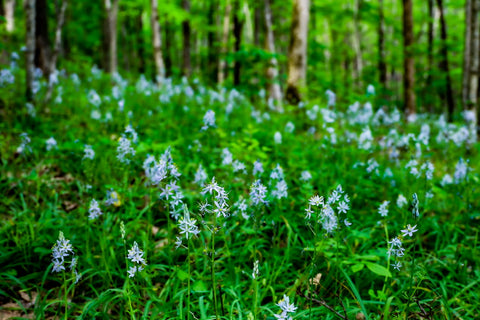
[351,263,365,273]
[365,262,391,278]
[176,269,190,281]
[192,280,208,293]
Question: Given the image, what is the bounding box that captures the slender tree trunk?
[264,0,282,111]
[426,0,434,112]
[233,0,243,86]
[35,0,50,77]
[402,0,415,118]
[164,19,173,78]
[436,0,455,121]
[285,0,310,105]
[45,0,67,103]
[218,0,231,84]
[463,0,473,109]
[253,0,262,47]
[25,0,36,102]
[104,0,119,74]
[150,0,165,83]
[5,0,15,32]
[182,0,191,77]
[467,0,480,128]
[378,0,387,89]
[207,0,217,83]
[352,0,363,89]
[137,11,145,74]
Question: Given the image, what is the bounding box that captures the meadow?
[1,61,479,319]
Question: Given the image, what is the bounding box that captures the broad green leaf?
[365,262,391,278]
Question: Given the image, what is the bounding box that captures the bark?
[352,0,363,89]
[35,0,50,77]
[207,0,217,83]
[218,0,231,84]
[402,0,416,118]
[164,19,173,78]
[150,0,165,83]
[426,0,434,112]
[25,0,36,102]
[467,0,480,126]
[253,0,262,47]
[264,0,282,111]
[5,0,15,32]
[285,0,310,105]
[104,0,119,74]
[182,0,191,77]
[436,0,455,121]
[45,0,67,103]
[233,0,243,86]
[463,0,472,108]
[137,11,145,74]
[378,0,387,88]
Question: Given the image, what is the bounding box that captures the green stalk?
[381,222,390,297]
[211,214,219,320]
[124,241,135,320]
[63,270,68,319]
[187,237,191,320]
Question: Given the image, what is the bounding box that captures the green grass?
[1,63,479,319]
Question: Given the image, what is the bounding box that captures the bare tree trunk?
[426,0,434,112]
[463,0,473,109]
[137,11,145,74]
[378,0,387,89]
[35,0,50,77]
[150,0,165,83]
[45,0,67,103]
[352,0,363,89]
[402,0,416,118]
[253,0,262,47]
[467,0,479,128]
[164,18,173,78]
[25,0,36,102]
[5,0,15,32]
[207,0,217,83]
[182,0,191,77]
[285,0,310,105]
[218,0,231,84]
[104,0,119,74]
[436,0,455,121]
[264,0,282,111]
[233,0,243,86]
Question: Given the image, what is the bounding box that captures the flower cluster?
[250,180,268,206]
[178,204,200,240]
[127,241,147,278]
[51,232,81,283]
[83,145,95,160]
[275,295,297,320]
[202,110,216,130]
[117,136,135,164]
[202,177,230,218]
[88,199,103,220]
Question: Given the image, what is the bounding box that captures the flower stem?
[211,215,219,320]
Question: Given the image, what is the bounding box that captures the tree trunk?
[35,0,50,77]
[25,0,36,102]
[137,11,145,74]
[467,0,480,128]
[264,0,282,111]
[5,0,15,32]
[378,0,387,88]
[218,0,231,84]
[164,19,173,78]
[426,0,434,112]
[182,0,191,77]
[285,0,310,105]
[233,0,243,86]
[45,0,67,103]
[207,0,217,84]
[352,0,363,89]
[253,0,262,47]
[150,0,165,83]
[402,0,415,118]
[463,0,472,109]
[436,0,455,121]
[104,0,119,74]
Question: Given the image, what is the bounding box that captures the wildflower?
[344,219,352,227]
[378,201,389,217]
[232,160,247,174]
[309,195,323,207]
[127,266,137,278]
[411,193,419,219]
[250,180,268,206]
[401,224,418,237]
[105,189,121,207]
[51,231,78,276]
[194,164,208,186]
[397,194,407,208]
[17,133,32,154]
[26,102,36,117]
[327,190,340,205]
[270,164,284,180]
[127,241,147,278]
[305,206,313,219]
[337,201,350,214]
[387,237,404,257]
[201,110,216,130]
[221,148,233,165]
[441,174,453,186]
[274,131,282,144]
[83,145,95,160]
[88,199,103,220]
[421,161,434,180]
[117,136,135,164]
[325,89,336,106]
[285,122,295,133]
[124,124,138,143]
[175,236,182,249]
[253,160,264,176]
[454,158,468,184]
[366,84,375,96]
[252,260,259,279]
[277,294,297,314]
[272,180,288,200]
[300,170,312,182]
[46,137,57,151]
[392,261,402,271]
[178,205,200,239]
